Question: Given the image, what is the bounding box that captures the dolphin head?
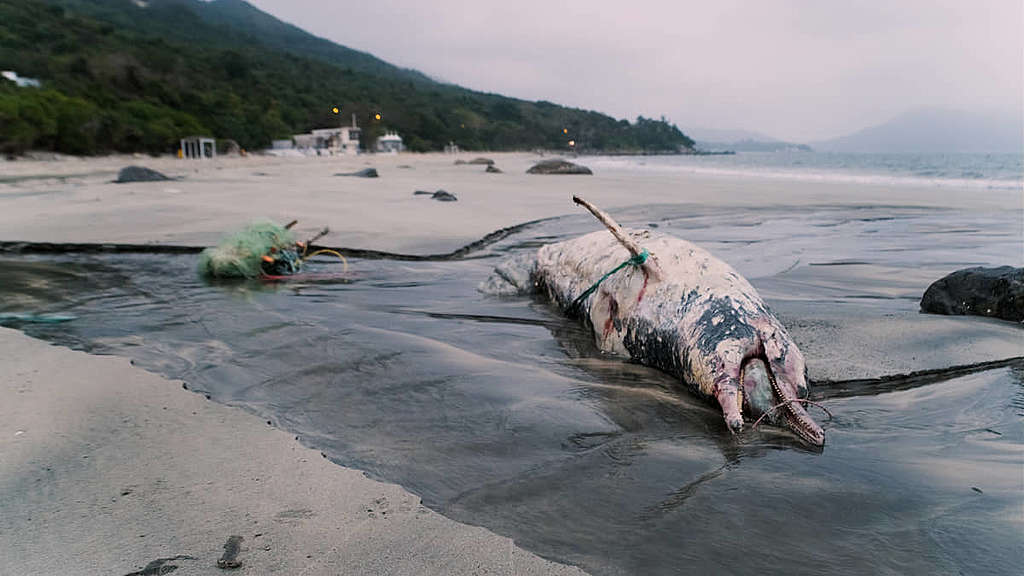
[741,356,825,446]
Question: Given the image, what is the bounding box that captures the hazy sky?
[247,0,1022,142]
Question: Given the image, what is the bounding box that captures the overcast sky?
[247,0,1022,142]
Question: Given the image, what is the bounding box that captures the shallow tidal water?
[2,203,1022,575]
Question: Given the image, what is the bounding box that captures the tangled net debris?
[198,221,302,278]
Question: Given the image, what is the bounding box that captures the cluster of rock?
[920,266,1023,322]
[452,156,592,174]
[453,156,506,173]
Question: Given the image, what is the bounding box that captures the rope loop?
[570,249,649,312]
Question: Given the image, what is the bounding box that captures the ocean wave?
[586,154,1024,191]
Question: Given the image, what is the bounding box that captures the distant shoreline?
[4,147,727,162]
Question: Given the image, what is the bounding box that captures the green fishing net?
[198,221,297,278]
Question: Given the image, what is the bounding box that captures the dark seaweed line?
[0,170,118,184]
[314,217,551,261]
[811,356,1024,400]
[0,218,550,262]
[0,241,202,254]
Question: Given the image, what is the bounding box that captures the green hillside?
[0,0,694,155]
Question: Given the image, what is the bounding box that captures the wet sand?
[0,327,585,575]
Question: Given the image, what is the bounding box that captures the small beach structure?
[376,131,404,153]
[293,114,361,155]
[180,136,216,159]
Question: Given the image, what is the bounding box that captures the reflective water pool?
[2,203,1021,575]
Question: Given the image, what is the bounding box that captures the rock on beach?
[920,266,1024,322]
[115,166,171,183]
[336,168,379,178]
[414,189,457,201]
[526,159,592,175]
[455,157,495,165]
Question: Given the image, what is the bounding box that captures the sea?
[588,151,1023,191]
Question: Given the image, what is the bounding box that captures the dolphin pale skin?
[481,197,825,446]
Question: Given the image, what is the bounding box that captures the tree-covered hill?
[48,0,435,84]
[0,0,694,155]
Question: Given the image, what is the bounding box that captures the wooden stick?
[304,227,330,246]
[572,195,661,280]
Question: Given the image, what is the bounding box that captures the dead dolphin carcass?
[480,197,826,446]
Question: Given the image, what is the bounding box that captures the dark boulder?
[455,157,494,165]
[526,159,592,175]
[115,166,171,183]
[414,189,456,202]
[336,168,378,178]
[921,266,1024,322]
[485,165,503,173]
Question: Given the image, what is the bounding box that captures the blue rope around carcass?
[570,249,649,312]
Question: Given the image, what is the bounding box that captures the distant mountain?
[684,127,781,143]
[0,0,694,154]
[696,139,812,153]
[815,109,1023,153]
[686,126,811,153]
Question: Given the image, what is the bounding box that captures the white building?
[293,114,361,155]
[1,71,40,88]
[376,131,404,154]
[180,136,215,159]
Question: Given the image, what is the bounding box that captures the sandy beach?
[0,327,586,575]
[1,152,1015,253]
[1,151,1021,575]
